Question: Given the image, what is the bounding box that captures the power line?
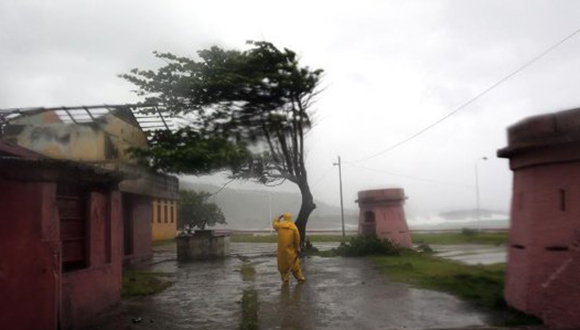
[354,25,580,163]
[343,161,473,189]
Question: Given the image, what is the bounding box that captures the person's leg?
[291,259,306,282]
[280,271,290,283]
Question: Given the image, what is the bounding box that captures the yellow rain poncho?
[272,213,305,283]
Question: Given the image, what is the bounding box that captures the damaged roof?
[0,104,179,133]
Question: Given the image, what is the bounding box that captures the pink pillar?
[498,107,580,329]
[356,188,412,248]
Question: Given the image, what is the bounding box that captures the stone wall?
[176,234,230,261]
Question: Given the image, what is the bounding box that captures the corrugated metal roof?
[0,104,179,133]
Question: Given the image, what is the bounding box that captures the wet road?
[432,245,506,265]
[88,242,492,330]
[254,256,487,330]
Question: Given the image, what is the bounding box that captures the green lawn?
[121,270,173,298]
[371,251,539,326]
[411,231,508,246]
[230,234,354,243]
[152,238,176,246]
[155,231,508,246]
[232,231,508,245]
[240,288,259,330]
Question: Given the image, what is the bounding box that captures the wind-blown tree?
[121,41,324,245]
[178,190,226,234]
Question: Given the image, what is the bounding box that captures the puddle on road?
[88,245,492,330]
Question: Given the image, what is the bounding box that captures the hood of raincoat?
[275,212,294,228]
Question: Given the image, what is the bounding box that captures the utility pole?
[334,156,346,239]
[268,191,272,220]
[475,157,487,232]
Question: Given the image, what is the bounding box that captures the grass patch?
[411,231,508,246]
[371,251,540,326]
[232,232,508,245]
[152,238,176,246]
[121,270,173,299]
[241,262,256,282]
[240,288,259,330]
[230,234,353,243]
[306,249,338,258]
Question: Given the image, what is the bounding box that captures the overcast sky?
[2,0,580,218]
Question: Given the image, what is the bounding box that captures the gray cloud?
[1,0,579,221]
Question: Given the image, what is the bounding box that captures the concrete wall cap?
[357,188,406,203]
[498,107,580,158]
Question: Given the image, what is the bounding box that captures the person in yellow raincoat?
[272,212,306,283]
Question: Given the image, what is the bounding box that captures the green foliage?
[240,288,259,330]
[130,129,250,175]
[372,252,540,326]
[240,262,256,282]
[411,231,508,246]
[178,190,226,233]
[334,235,401,257]
[230,234,353,243]
[461,227,478,236]
[122,41,325,239]
[121,270,173,298]
[121,41,323,186]
[305,249,338,258]
[416,243,434,253]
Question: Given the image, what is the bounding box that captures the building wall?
[3,111,148,163]
[61,191,123,330]
[152,199,177,241]
[499,107,580,329]
[3,110,177,266]
[0,179,59,330]
[505,161,580,317]
[123,193,153,264]
[6,123,107,160]
[543,245,580,329]
[0,173,123,330]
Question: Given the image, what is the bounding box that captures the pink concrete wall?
[542,243,580,329]
[60,191,123,330]
[500,107,580,329]
[505,162,580,317]
[0,179,60,330]
[123,194,153,265]
[357,189,412,248]
[0,172,124,330]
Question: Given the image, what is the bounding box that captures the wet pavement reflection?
[87,243,491,330]
[432,244,506,265]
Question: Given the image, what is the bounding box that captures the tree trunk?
[294,179,316,248]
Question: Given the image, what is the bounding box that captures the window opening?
[57,184,88,272]
[560,189,566,211]
[164,202,168,223]
[157,203,162,223]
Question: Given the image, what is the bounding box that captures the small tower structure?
[498,107,580,329]
[356,188,412,248]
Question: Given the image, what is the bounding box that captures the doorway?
[361,210,376,236]
[122,194,134,256]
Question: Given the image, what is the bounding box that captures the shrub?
[334,235,401,257]
[178,190,226,234]
[461,228,477,236]
[417,243,434,253]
